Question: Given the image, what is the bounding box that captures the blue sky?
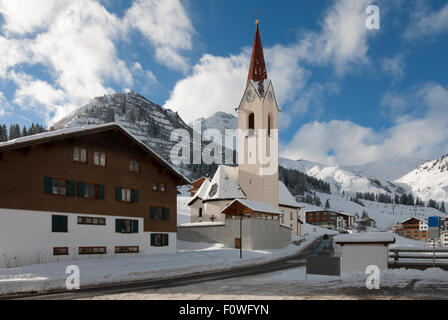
[1,0,448,166]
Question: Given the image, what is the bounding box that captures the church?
[184,21,303,247]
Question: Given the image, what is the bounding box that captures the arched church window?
[248,113,255,136]
[199,208,203,217]
[268,114,272,136]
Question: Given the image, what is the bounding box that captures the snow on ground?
[392,234,432,248]
[177,196,192,226]
[85,265,448,300]
[0,237,318,296]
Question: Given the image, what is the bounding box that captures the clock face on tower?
[245,89,256,103]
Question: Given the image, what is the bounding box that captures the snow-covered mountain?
[53,91,193,175]
[342,158,425,182]
[279,157,408,196]
[190,111,238,136]
[396,154,448,202]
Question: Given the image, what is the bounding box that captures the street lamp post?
[240,210,251,259]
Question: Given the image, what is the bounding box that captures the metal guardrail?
[389,247,448,268]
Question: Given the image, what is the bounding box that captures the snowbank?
[0,237,318,296]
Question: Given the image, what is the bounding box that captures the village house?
[305,209,354,232]
[394,217,429,242]
[0,123,189,267]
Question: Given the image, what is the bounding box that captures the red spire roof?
[247,20,268,97]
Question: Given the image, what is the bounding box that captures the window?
[122,188,132,202]
[268,114,272,136]
[290,212,293,220]
[94,151,106,167]
[152,183,158,191]
[77,182,104,200]
[115,187,138,203]
[160,183,166,192]
[199,208,203,217]
[52,215,68,233]
[115,219,139,233]
[150,207,170,221]
[129,159,140,173]
[79,247,106,255]
[84,183,97,198]
[115,246,139,254]
[53,247,69,256]
[52,179,67,195]
[151,233,169,247]
[77,216,106,225]
[73,147,87,163]
[44,177,75,196]
[248,113,255,135]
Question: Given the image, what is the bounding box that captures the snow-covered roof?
[203,165,246,201]
[278,181,302,208]
[334,232,395,244]
[187,179,211,206]
[221,199,283,215]
[0,123,190,184]
[400,217,427,224]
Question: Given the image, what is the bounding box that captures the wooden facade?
[0,125,188,233]
[395,218,428,241]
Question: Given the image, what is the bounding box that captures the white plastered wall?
[0,208,176,268]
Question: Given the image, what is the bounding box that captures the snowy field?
[0,237,317,296]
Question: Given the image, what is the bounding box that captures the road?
[7,237,329,300]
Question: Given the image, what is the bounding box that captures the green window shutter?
[67,181,75,197]
[150,233,156,246]
[133,220,139,233]
[77,182,85,197]
[98,185,105,200]
[163,208,170,221]
[115,187,122,201]
[115,219,122,233]
[52,215,68,233]
[150,207,157,220]
[163,234,169,246]
[44,177,53,194]
[132,189,139,203]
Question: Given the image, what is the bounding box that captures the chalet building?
[305,209,354,231]
[394,217,428,241]
[0,123,189,268]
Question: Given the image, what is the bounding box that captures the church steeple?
[247,20,268,97]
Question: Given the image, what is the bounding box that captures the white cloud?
[406,2,448,39]
[304,0,372,74]
[282,83,448,166]
[0,0,195,124]
[124,0,194,72]
[381,53,406,82]
[163,52,249,123]
[0,91,12,117]
[0,0,60,35]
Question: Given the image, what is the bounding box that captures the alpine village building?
[186,21,304,244]
[0,123,189,267]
